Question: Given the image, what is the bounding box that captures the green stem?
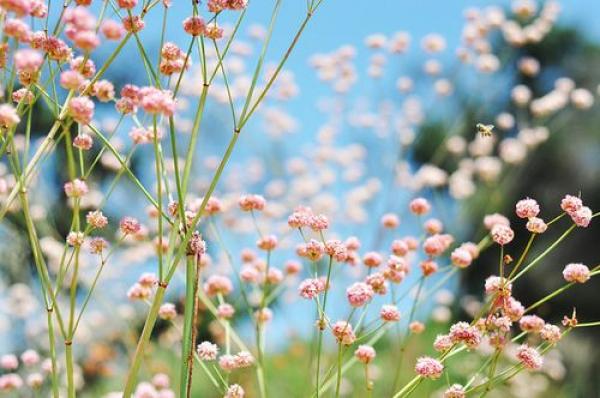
[122,286,167,398]
[334,343,343,398]
[315,256,334,397]
[180,257,196,396]
[65,343,75,398]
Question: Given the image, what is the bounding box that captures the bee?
[476,123,494,137]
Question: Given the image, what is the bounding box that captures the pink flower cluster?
[561,194,593,227]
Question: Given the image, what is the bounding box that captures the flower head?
[415,356,443,379]
[354,345,376,364]
[562,263,590,283]
[516,344,543,370]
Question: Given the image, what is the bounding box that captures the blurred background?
[1,0,600,396]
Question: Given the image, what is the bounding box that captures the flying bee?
[476,123,494,137]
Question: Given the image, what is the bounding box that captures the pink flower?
[331,321,356,345]
[73,30,100,52]
[380,304,401,322]
[515,197,540,219]
[204,275,233,297]
[0,373,23,390]
[68,96,94,124]
[0,104,20,129]
[570,206,592,227]
[415,356,443,379]
[325,240,348,262]
[217,303,235,319]
[409,321,425,334]
[346,282,374,307]
[284,260,301,275]
[4,18,31,42]
[226,0,248,10]
[101,19,124,40]
[127,282,151,300]
[562,263,590,283]
[122,15,145,33]
[519,315,545,333]
[254,307,273,324]
[363,251,382,267]
[219,355,237,371]
[197,342,218,361]
[423,234,453,257]
[345,236,361,251]
[204,23,223,40]
[66,232,84,246]
[460,242,480,259]
[14,49,43,74]
[234,351,254,368]
[225,384,244,398]
[94,80,115,102]
[138,272,158,287]
[0,0,31,15]
[238,194,266,211]
[207,0,226,12]
[183,16,205,36]
[540,324,561,344]
[0,355,18,370]
[516,344,543,370]
[20,350,39,367]
[60,70,85,90]
[491,224,514,245]
[309,214,329,231]
[158,303,177,320]
[450,247,472,268]
[239,265,259,283]
[409,197,431,215]
[88,237,108,254]
[354,345,376,364]
[483,213,510,230]
[504,297,525,321]
[119,216,141,235]
[298,278,324,300]
[140,87,175,116]
[45,36,72,61]
[288,208,312,228]
[381,213,400,228]
[64,178,88,197]
[85,210,108,229]
[12,88,34,104]
[73,134,93,151]
[449,322,481,348]
[424,218,443,234]
[443,384,466,398]
[433,334,453,352]
[484,276,512,295]
[302,239,325,261]
[366,272,387,295]
[257,235,278,251]
[117,0,137,9]
[391,239,409,256]
[420,259,438,276]
[560,194,582,214]
[526,217,547,234]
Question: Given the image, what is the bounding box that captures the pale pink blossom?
[354,345,376,364]
[562,263,591,283]
[516,344,543,370]
[380,304,400,322]
[346,282,374,307]
[415,356,443,379]
[515,197,540,219]
[491,224,514,245]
